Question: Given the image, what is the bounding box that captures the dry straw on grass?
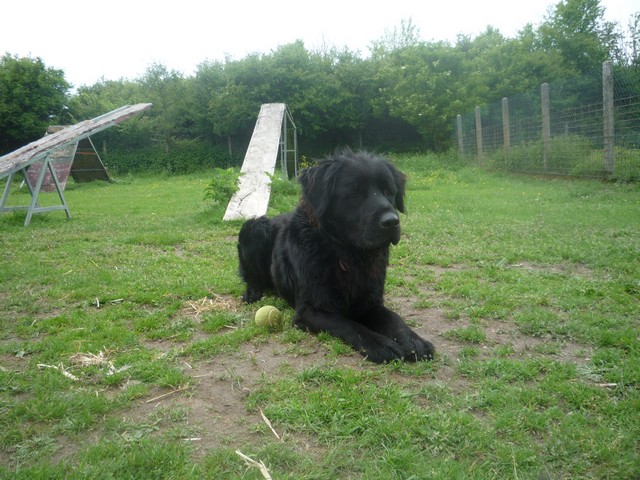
[181,294,241,319]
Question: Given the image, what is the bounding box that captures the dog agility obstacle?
[223,103,297,221]
[0,103,152,226]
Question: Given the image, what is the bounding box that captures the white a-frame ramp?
[223,103,296,221]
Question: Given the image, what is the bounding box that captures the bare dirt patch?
[118,337,364,459]
[24,280,595,465]
[509,261,597,280]
[389,281,592,370]
[46,281,595,466]
[0,351,31,374]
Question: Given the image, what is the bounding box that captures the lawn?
[0,154,638,479]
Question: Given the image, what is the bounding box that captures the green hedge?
[102,140,239,175]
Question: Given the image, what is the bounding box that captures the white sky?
[1,0,637,89]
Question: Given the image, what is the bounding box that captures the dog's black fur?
[237,150,435,363]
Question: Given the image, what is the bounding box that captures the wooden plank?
[223,103,286,221]
[0,103,152,179]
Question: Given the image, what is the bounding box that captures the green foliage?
[139,63,193,149]
[265,173,301,215]
[0,53,70,153]
[538,0,621,73]
[3,0,637,169]
[572,146,640,181]
[268,172,299,196]
[182,3,634,153]
[483,134,640,180]
[104,141,235,174]
[203,167,240,205]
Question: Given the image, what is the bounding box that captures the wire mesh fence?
[455,61,640,180]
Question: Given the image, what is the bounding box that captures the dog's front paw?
[402,336,435,362]
[361,336,405,364]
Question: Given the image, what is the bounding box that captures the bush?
[483,135,600,176]
[204,168,240,205]
[572,146,640,181]
[103,140,238,174]
[268,173,300,196]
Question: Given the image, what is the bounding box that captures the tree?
[332,50,377,148]
[68,78,147,152]
[372,36,472,150]
[370,18,422,57]
[625,12,640,66]
[191,60,226,143]
[0,53,70,153]
[537,0,621,73]
[69,78,141,120]
[199,56,261,157]
[139,63,190,152]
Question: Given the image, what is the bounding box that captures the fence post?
[541,83,551,171]
[502,97,510,165]
[603,60,615,174]
[456,114,464,156]
[475,106,483,165]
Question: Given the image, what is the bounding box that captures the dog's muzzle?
[379,211,401,245]
[379,211,399,229]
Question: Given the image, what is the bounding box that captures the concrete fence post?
[541,83,551,171]
[603,60,615,174]
[502,97,510,165]
[475,106,483,165]
[457,114,464,156]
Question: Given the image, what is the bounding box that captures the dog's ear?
[298,159,340,220]
[389,163,407,213]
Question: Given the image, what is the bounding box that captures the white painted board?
[223,103,286,221]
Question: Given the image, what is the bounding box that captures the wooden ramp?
[23,127,110,193]
[223,103,287,221]
[0,103,152,226]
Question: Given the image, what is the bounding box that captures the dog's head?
[299,150,406,249]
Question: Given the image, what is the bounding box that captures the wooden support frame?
[0,103,152,226]
[1,154,72,226]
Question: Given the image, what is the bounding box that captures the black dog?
[237,150,435,363]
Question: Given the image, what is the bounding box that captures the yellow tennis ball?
[254,305,281,328]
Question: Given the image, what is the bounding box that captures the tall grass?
[479,135,640,181]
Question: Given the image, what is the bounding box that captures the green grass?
[1,156,638,479]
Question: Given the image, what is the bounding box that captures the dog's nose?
[379,211,399,229]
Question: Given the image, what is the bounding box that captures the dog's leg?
[365,305,435,362]
[238,217,275,303]
[294,307,406,363]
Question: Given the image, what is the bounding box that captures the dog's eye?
[379,181,395,199]
[349,183,366,197]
